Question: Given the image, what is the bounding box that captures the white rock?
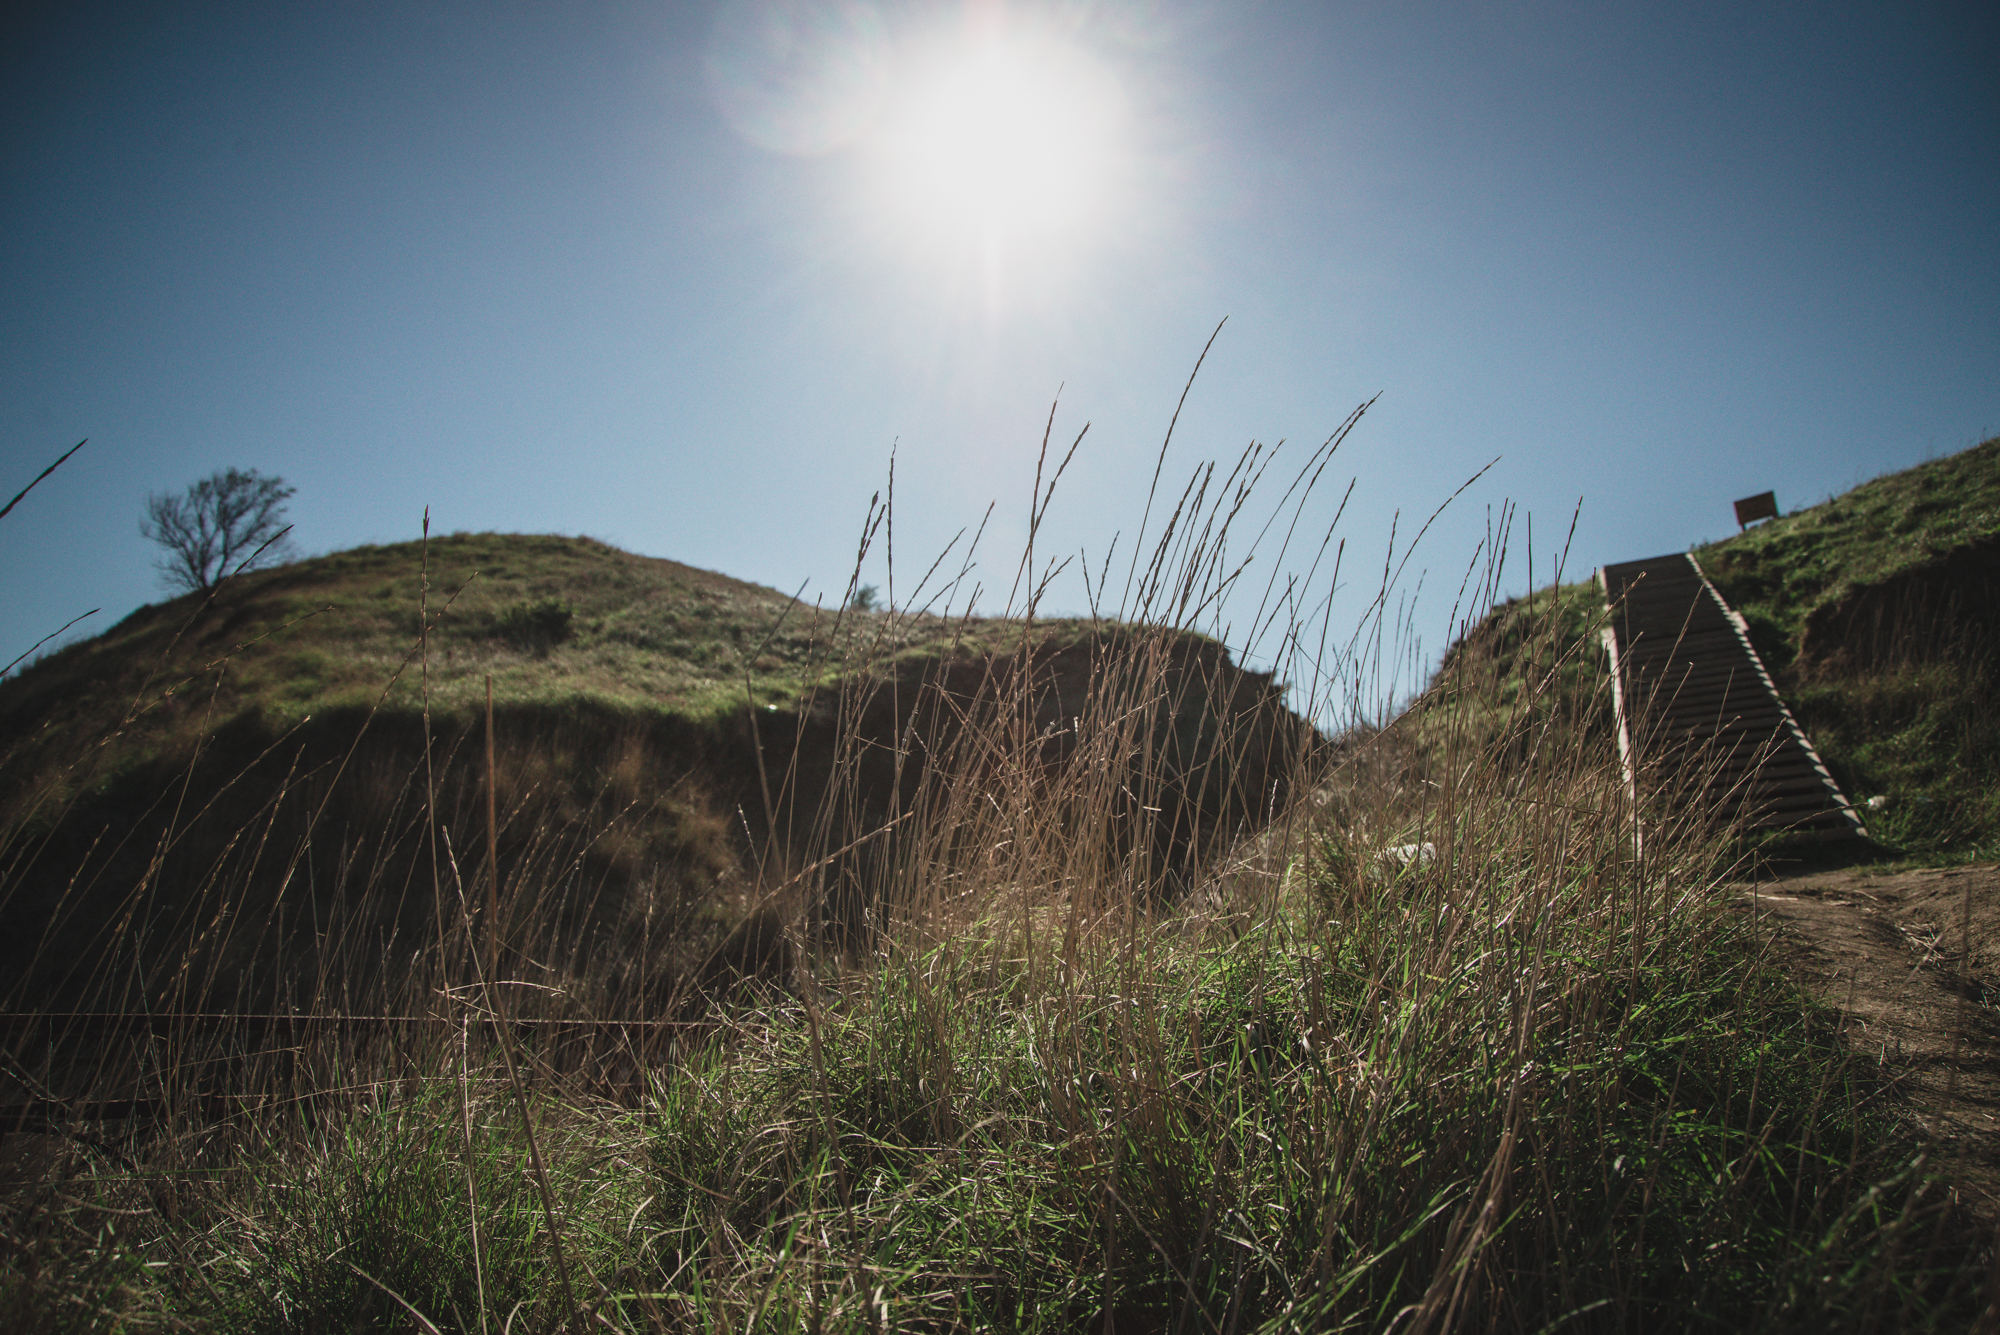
[1381,842,1437,870]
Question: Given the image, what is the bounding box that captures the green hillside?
[0,530,981,764]
[0,532,1306,1010]
[0,534,842,1008]
[1698,436,2000,858]
[1408,436,2000,862]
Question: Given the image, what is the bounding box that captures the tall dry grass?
[0,409,1991,1332]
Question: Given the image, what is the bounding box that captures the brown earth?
[1744,859,2000,1216]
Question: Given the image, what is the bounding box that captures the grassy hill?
[1698,436,2000,858]
[1,530,962,758]
[0,532,1307,1011]
[1407,436,2000,862]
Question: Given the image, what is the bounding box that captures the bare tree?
[141,467,297,593]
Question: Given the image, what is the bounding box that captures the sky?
[4,0,1996,703]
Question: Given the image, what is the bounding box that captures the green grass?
[1423,578,1614,751]
[0,531,950,760]
[7,669,1981,1330]
[629,889,1957,1331]
[208,1093,587,1331]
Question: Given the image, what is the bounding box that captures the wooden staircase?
[1598,552,1865,838]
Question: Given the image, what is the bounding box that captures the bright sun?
[870,31,1124,249]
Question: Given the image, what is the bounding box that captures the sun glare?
[871,31,1125,250]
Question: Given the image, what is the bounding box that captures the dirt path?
[1746,860,2000,1215]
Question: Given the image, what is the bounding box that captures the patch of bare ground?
[1745,859,2000,1217]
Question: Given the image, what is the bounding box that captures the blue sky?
[4,1,1996,696]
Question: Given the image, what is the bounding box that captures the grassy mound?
[1699,437,2000,859]
[0,532,1309,1011]
[0,533,848,1010]
[0,530,917,765]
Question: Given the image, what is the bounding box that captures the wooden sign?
[1733,491,1778,530]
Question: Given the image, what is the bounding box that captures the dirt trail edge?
[1746,860,2000,1214]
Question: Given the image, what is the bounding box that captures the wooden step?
[1599,552,1865,839]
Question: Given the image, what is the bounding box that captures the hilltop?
[0,531,982,758]
[1698,435,2000,859]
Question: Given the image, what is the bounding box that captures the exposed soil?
[1744,859,2000,1216]
[1795,536,2000,675]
